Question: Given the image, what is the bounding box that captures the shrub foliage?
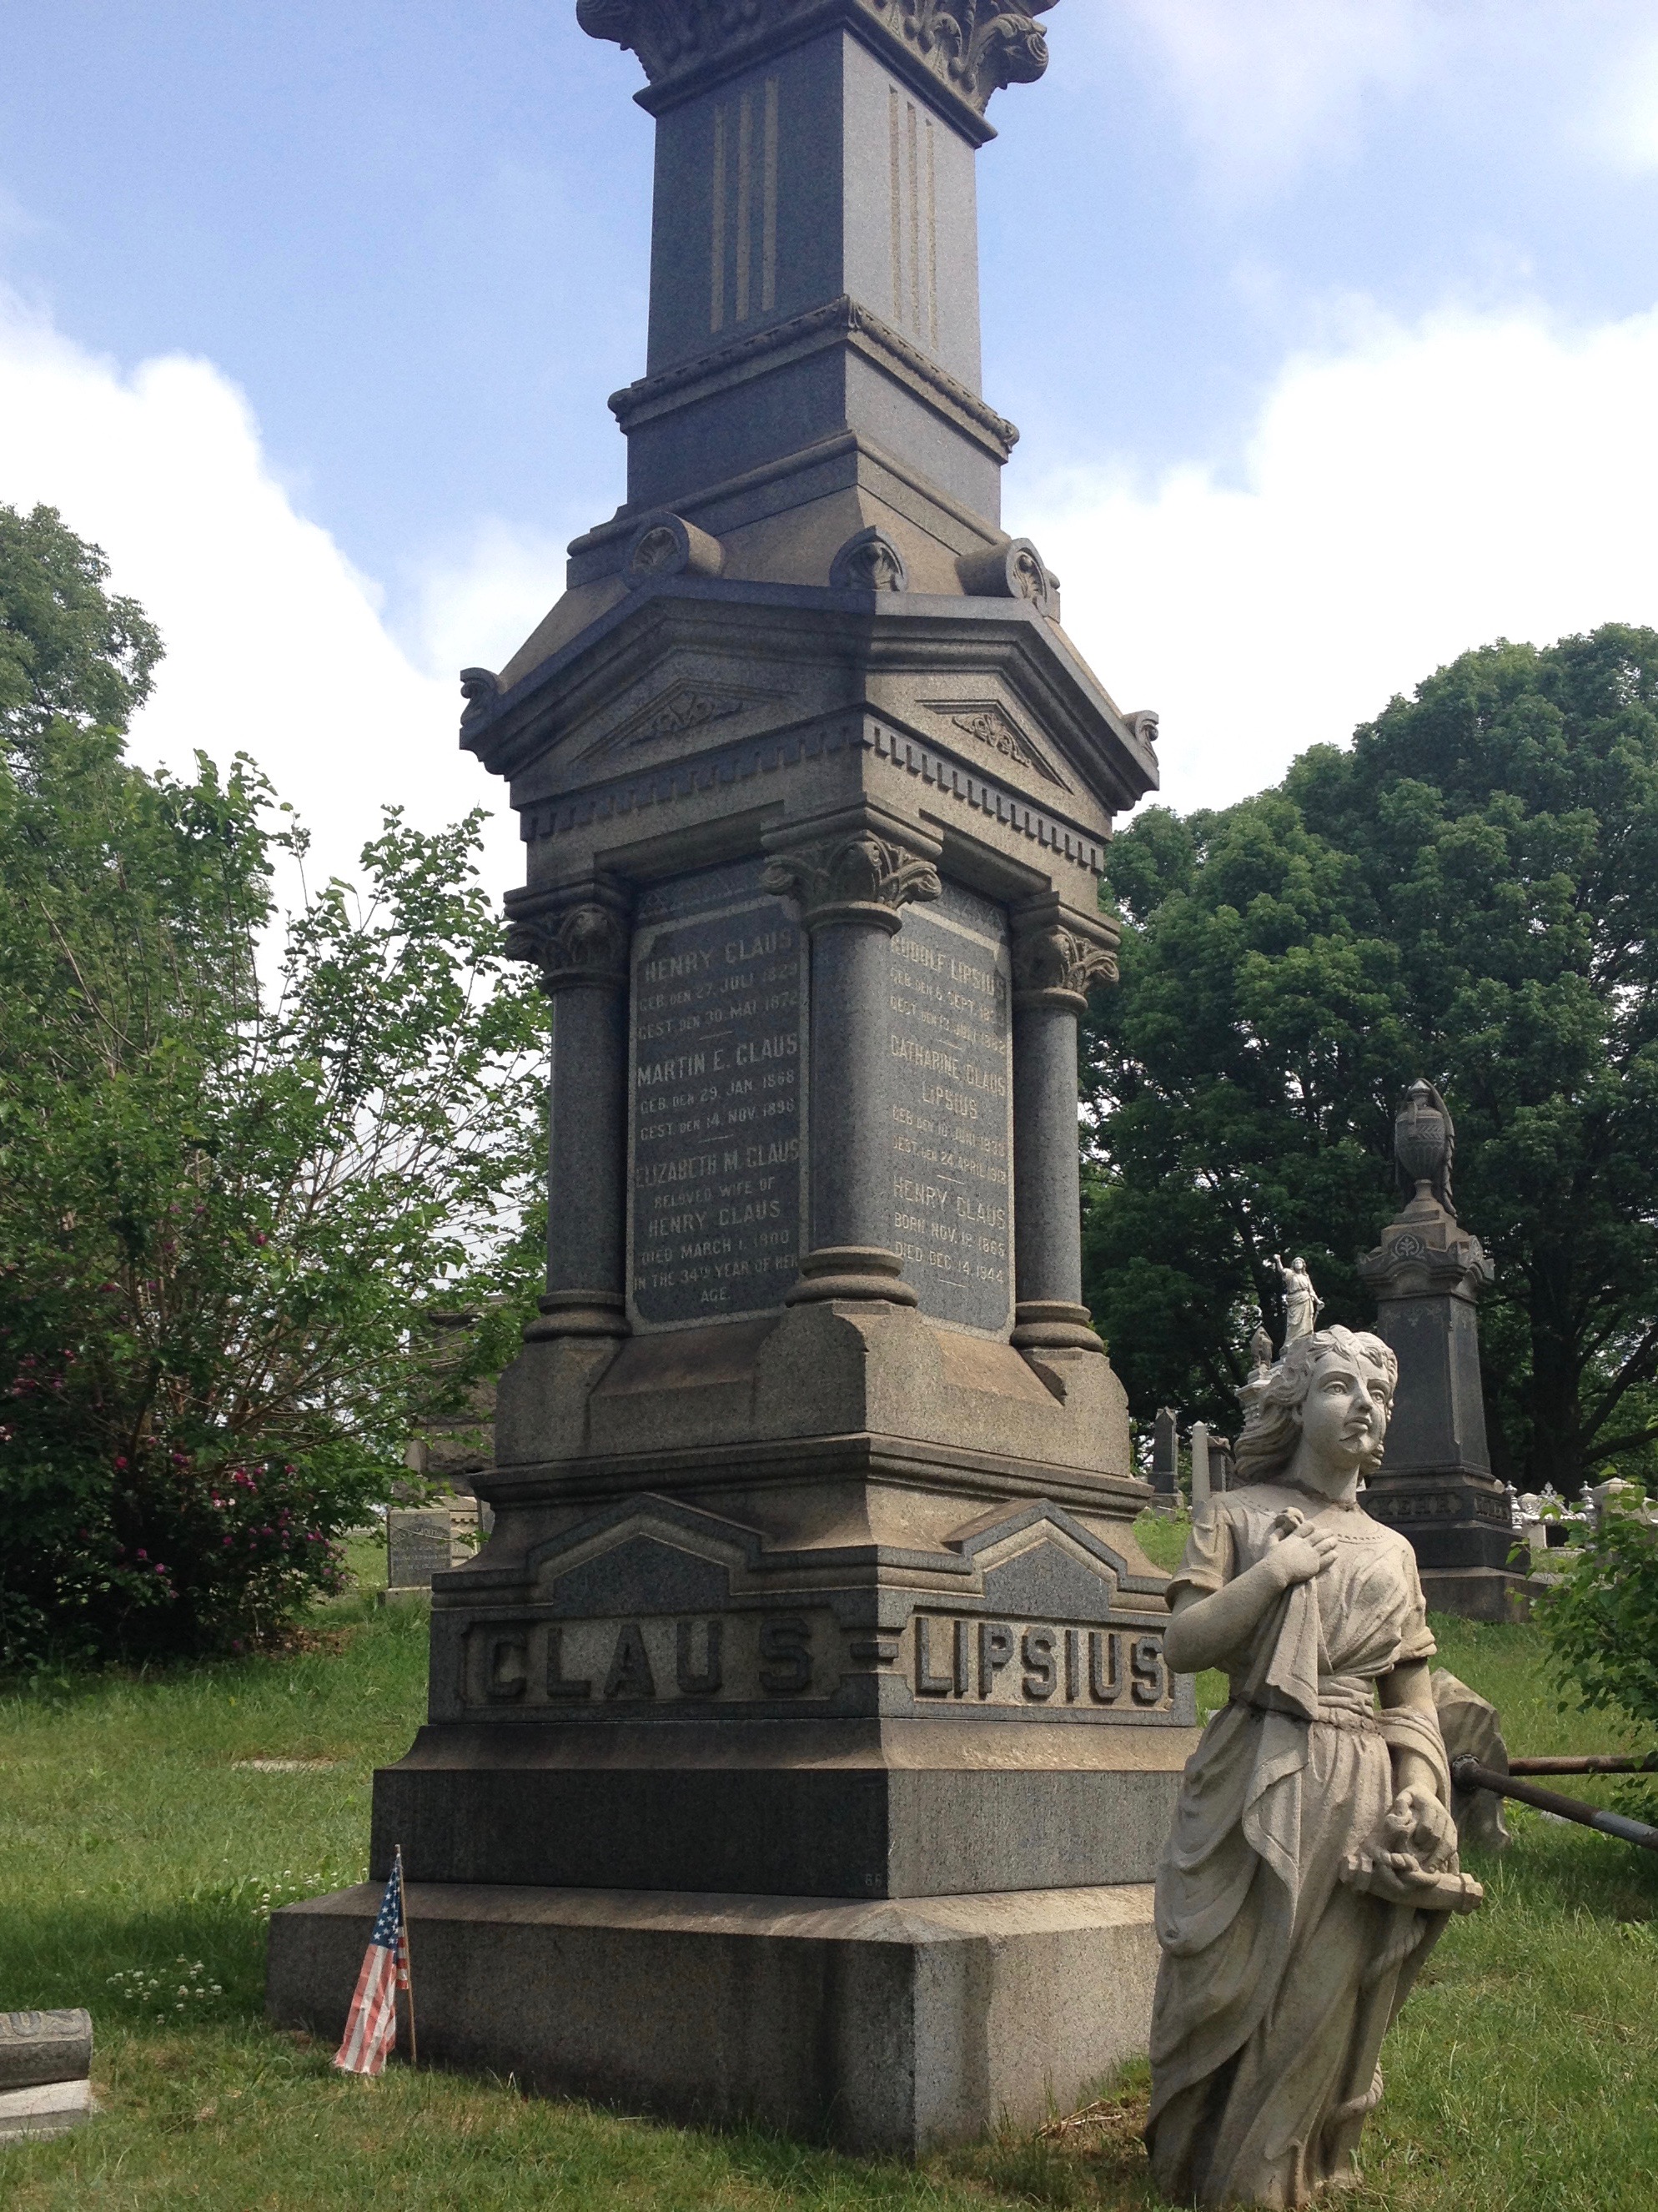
[0,503,545,1662]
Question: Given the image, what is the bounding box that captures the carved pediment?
[924,699,1068,787]
[525,1496,759,1609]
[578,678,783,762]
[578,1,1058,117]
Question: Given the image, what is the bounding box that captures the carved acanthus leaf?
[1011,922,1118,1008]
[762,832,942,929]
[577,0,1058,117]
[505,902,630,989]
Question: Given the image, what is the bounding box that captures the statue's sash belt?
[1228,1688,1379,1736]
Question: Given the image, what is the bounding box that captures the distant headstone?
[1209,1436,1233,1493]
[385,1496,483,1597]
[1151,1407,1179,1498]
[0,2010,94,2143]
[1189,1422,1212,1516]
[1359,1081,1526,1621]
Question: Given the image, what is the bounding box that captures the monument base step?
[1421,1566,1532,1621]
[266,1878,1158,2155]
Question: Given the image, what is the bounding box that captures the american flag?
[332,1849,411,2076]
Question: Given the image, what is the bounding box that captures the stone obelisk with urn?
[1360,1081,1526,1620]
[269,0,1193,2149]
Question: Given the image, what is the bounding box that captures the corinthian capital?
[578,1,1058,118]
[505,899,631,992]
[1011,910,1119,1011]
[762,829,942,933]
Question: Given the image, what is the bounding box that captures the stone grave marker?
[1360,1082,1528,1619]
[269,0,1193,2154]
[0,2011,94,2143]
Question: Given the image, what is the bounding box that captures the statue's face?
[1297,1348,1391,1478]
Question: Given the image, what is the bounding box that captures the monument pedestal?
[268,1879,1158,2155]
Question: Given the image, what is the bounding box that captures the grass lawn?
[0,1525,1654,2209]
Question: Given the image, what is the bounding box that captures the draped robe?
[1146,1486,1451,2209]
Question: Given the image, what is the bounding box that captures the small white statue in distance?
[1273,1252,1324,1345]
[1147,1326,1482,2209]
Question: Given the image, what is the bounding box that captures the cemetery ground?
[0,1529,1653,2212]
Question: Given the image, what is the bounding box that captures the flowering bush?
[0,505,543,1666]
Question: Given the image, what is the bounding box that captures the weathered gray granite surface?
[269,0,1188,2148]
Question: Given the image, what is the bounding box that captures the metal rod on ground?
[1450,1756,1658,1852]
[1506,1754,1658,1776]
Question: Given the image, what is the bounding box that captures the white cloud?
[1594,32,1658,173]
[1023,302,1658,817]
[1110,0,1439,189]
[0,290,537,894]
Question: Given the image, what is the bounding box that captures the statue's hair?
[1233,1325,1399,1486]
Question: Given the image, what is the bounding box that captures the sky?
[3,1,1658,888]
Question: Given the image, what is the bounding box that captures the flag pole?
[397,1844,419,2069]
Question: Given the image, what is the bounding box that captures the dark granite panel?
[630,861,808,1329]
[887,882,1012,1334]
[542,1536,734,1620]
[981,1541,1123,1627]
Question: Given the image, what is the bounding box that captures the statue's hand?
[1381,1787,1458,1873]
[1264,1510,1339,1589]
[1339,1787,1480,1911]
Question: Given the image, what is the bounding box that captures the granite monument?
[268,0,1192,2152]
[1359,1082,1527,1621]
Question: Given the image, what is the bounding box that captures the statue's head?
[1233,1326,1397,1486]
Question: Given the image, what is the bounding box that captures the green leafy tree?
[1537,1496,1658,1820]
[0,504,545,1662]
[1083,626,1658,1495]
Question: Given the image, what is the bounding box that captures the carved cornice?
[609,294,1019,460]
[578,1,1058,119]
[762,829,942,932]
[1359,1199,1493,1305]
[1011,914,1118,1011]
[505,901,631,991]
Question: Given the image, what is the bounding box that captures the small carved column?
[762,813,942,1305]
[505,887,633,1341]
[1008,901,1120,1353]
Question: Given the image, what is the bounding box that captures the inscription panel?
[629,861,807,1329]
[909,1614,1175,1715]
[460,1609,837,1711]
[887,883,1012,1334]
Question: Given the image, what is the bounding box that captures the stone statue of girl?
[1147,1326,1482,2209]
